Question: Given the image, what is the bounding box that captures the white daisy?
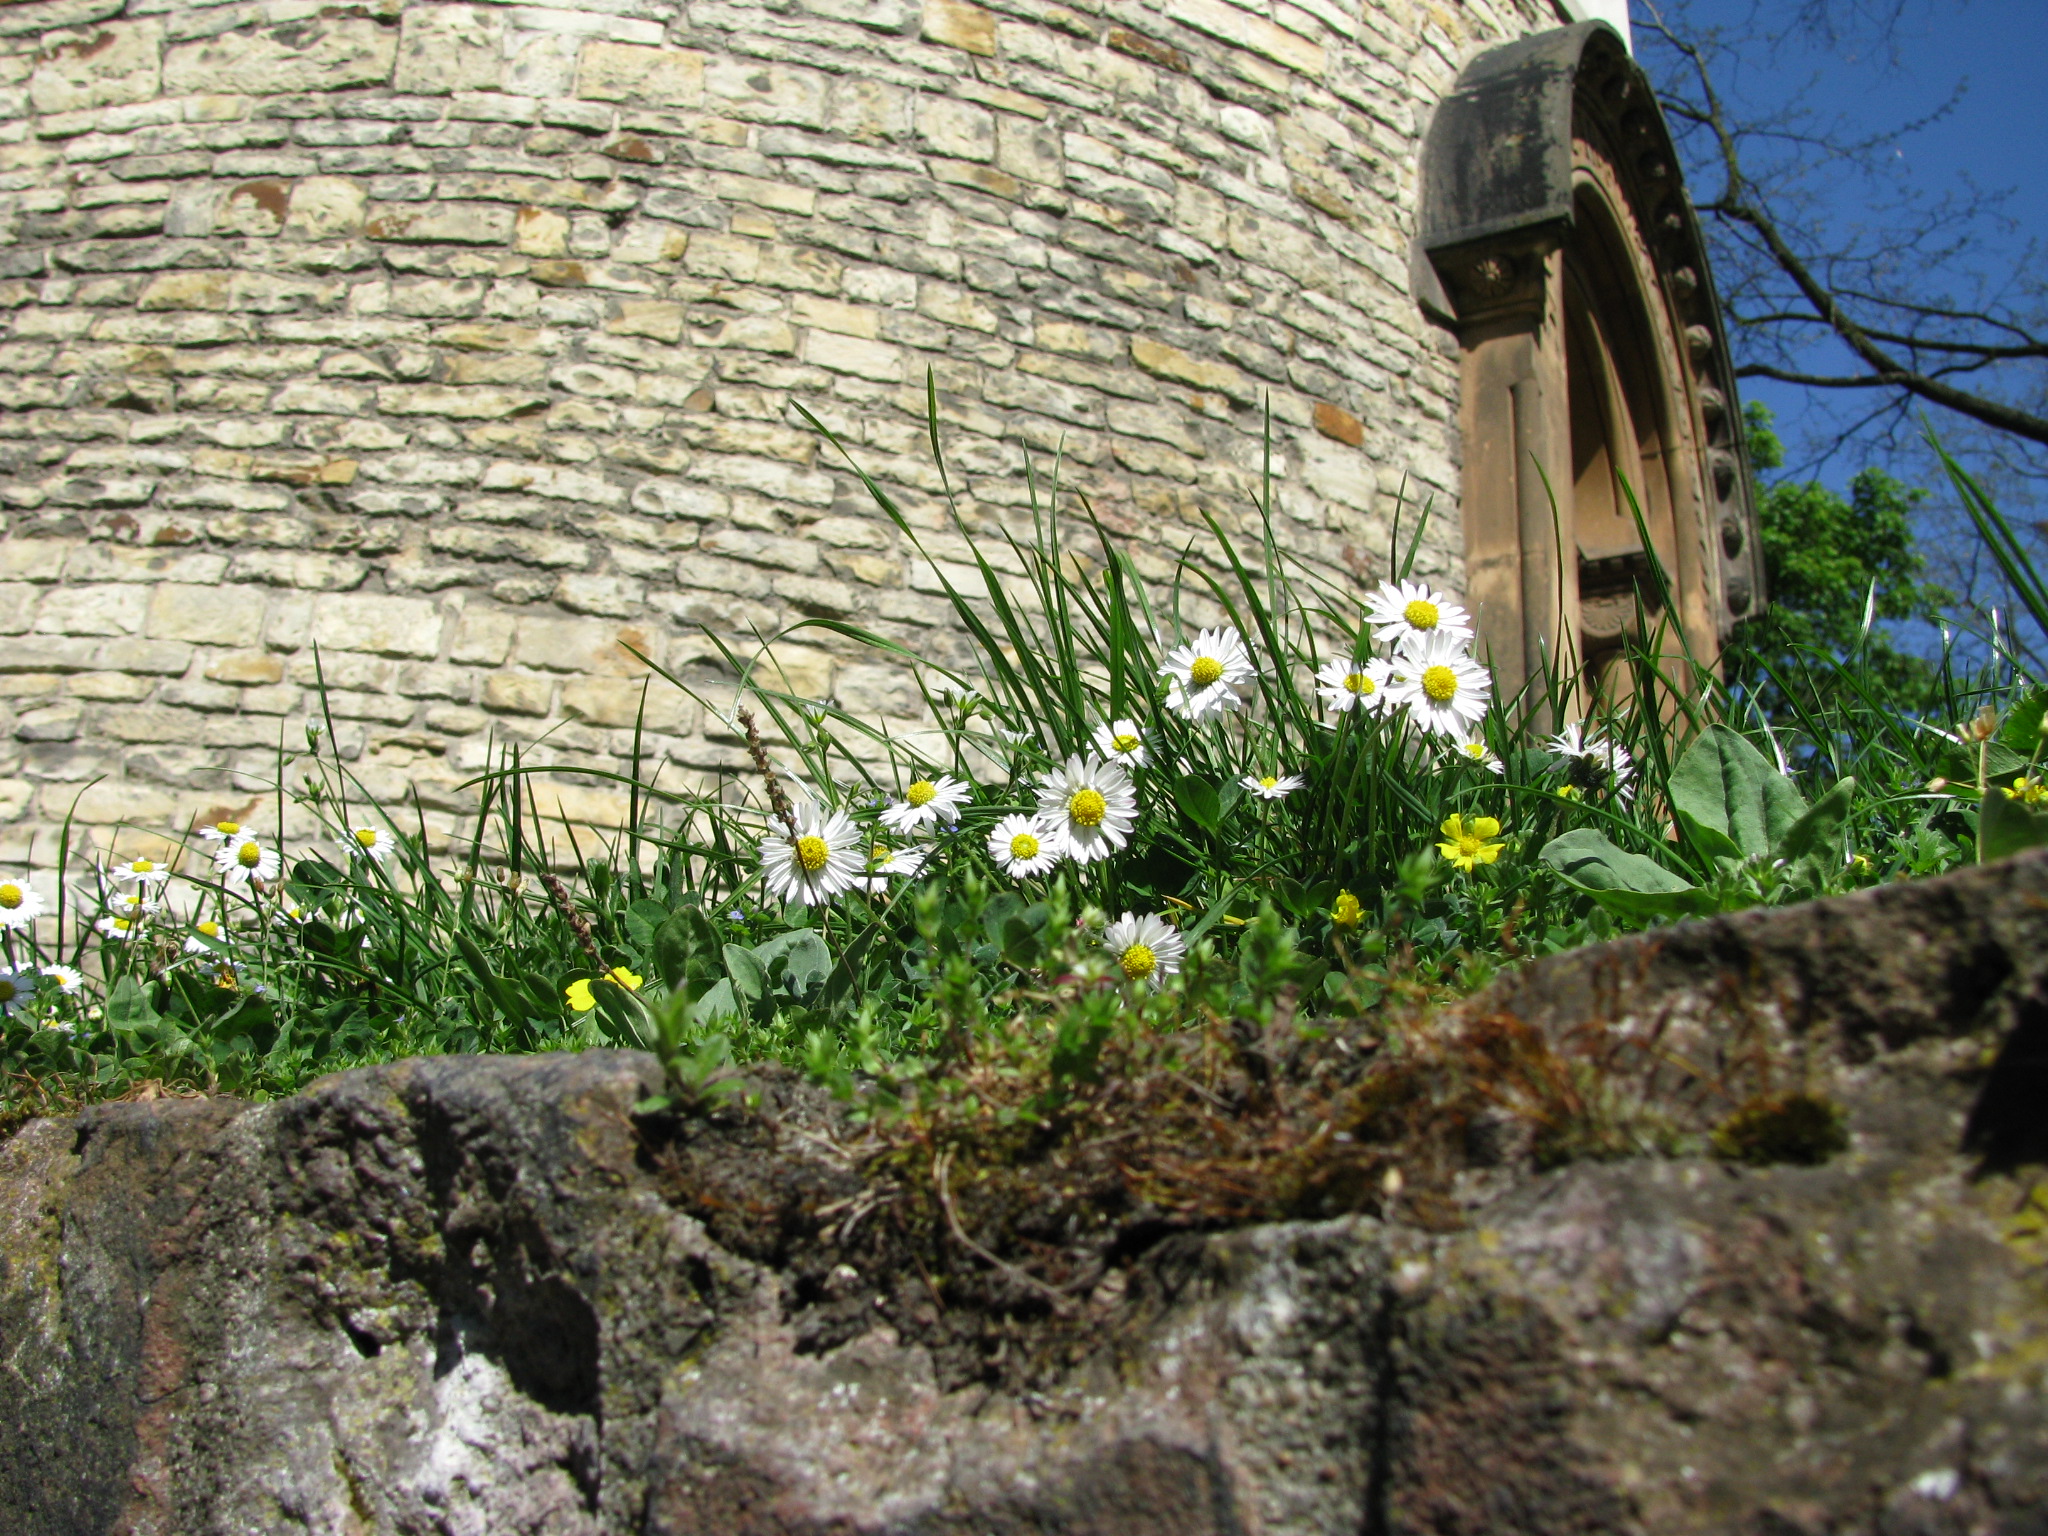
[759,805,864,907]
[858,841,929,894]
[1315,657,1397,714]
[348,826,400,864]
[38,964,84,996]
[196,818,249,843]
[1364,579,1474,649]
[183,918,231,955]
[1547,724,1636,803]
[1391,631,1491,738]
[1035,754,1138,865]
[1160,626,1256,721]
[1240,773,1304,801]
[105,889,158,921]
[1091,719,1151,769]
[0,875,45,932]
[987,813,1061,877]
[0,967,28,1017]
[1449,737,1504,775]
[95,913,145,941]
[1102,911,1186,988]
[110,856,171,888]
[216,833,281,890]
[879,774,969,835]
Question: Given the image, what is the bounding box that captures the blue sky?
[1643,0,2048,481]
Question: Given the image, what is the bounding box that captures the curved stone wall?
[0,0,1555,859]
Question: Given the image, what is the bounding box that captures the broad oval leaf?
[1669,724,1807,860]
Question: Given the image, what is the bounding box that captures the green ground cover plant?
[0,402,2037,1131]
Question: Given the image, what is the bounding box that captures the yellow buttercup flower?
[1330,890,1364,930]
[565,967,644,1012]
[2004,775,2048,806]
[1436,814,1505,872]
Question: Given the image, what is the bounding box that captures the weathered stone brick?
[395,5,506,95]
[144,582,260,645]
[309,593,444,658]
[162,19,397,96]
[922,0,996,55]
[30,20,163,115]
[575,41,704,108]
[481,670,553,715]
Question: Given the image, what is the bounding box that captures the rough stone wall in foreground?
[0,0,1552,863]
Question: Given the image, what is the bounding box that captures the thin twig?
[933,1147,1080,1311]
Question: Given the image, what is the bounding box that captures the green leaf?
[723,944,769,1010]
[653,906,720,994]
[454,933,528,1024]
[1997,689,2048,754]
[1177,774,1222,834]
[1672,808,1743,864]
[1979,788,2048,864]
[752,929,831,998]
[1541,829,1697,894]
[1776,777,1856,867]
[690,978,739,1027]
[1668,725,1807,859]
[624,897,670,951]
[999,913,1043,969]
[822,917,884,1017]
[104,975,159,1033]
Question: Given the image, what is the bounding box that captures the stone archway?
[1415,20,1763,713]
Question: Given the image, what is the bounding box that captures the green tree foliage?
[1726,402,1949,721]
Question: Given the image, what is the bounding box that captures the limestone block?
[1173,0,1326,76]
[703,59,828,128]
[511,615,661,675]
[922,0,996,55]
[802,330,903,382]
[514,206,569,257]
[451,605,516,665]
[917,96,995,162]
[1130,337,1256,406]
[162,18,397,96]
[282,178,366,241]
[55,777,184,826]
[574,41,704,108]
[204,651,285,686]
[309,594,445,659]
[559,675,690,730]
[995,115,1063,186]
[144,583,260,646]
[395,4,506,95]
[30,19,162,114]
[216,180,288,238]
[828,78,910,142]
[609,221,689,265]
[606,299,684,343]
[481,670,553,715]
[364,203,516,245]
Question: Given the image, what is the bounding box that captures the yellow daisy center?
[215,822,239,836]
[1009,831,1040,861]
[1463,743,1485,759]
[796,835,830,872]
[355,828,380,848]
[1188,655,1224,687]
[1403,598,1440,630]
[1068,787,1108,828]
[1258,776,1278,790]
[110,918,132,932]
[237,841,265,868]
[0,979,15,1002]
[131,860,155,873]
[1344,671,1373,695]
[0,884,20,909]
[1120,942,1157,981]
[1422,665,1459,703]
[1112,733,1141,754]
[871,845,892,865]
[197,921,220,938]
[906,780,938,807]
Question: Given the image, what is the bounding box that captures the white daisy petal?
[1390,631,1491,737]
[348,826,400,864]
[1240,773,1304,801]
[1101,911,1186,988]
[1314,656,1397,714]
[759,806,864,907]
[214,833,282,891]
[111,857,171,887]
[987,813,1062,877]
[879,774,969,834]
[1034,755,1138,865]
[0,875,46,932]
[38,964,84,996]
[0,967,30,1017]
[1449,737,1505,775]
[1091,718,1151,768]
[1159,626,1257,721]
[1547,724,1635,802]
[1364,579,1475,650]
[858,841,930,894]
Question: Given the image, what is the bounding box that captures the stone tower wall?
[0,0,1554,862]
